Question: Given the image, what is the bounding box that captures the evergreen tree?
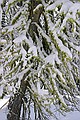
[0,0,80,120]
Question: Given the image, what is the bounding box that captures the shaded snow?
[0,103,80,120]
[0,108,7,120]
[46,0,70,11]
[45,52,61,65]
[28,45,37,56]
[0,66,3,75]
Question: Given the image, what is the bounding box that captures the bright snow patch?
[0,98,9,110]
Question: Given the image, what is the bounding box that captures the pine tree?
[0,0,80,120]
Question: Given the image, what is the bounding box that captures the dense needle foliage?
[0,0,80,120]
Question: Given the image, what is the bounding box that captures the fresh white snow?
[0,99,9,109]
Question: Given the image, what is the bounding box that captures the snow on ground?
[0,98,9,120]
[58,111,80,120]
[0,98,80,120]
[0,107,7,120]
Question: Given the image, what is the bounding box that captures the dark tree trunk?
[7,94,23,120]
[7,72,31,120]
[7,1,43,120]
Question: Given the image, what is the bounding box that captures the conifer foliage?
[0,0,80,120]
